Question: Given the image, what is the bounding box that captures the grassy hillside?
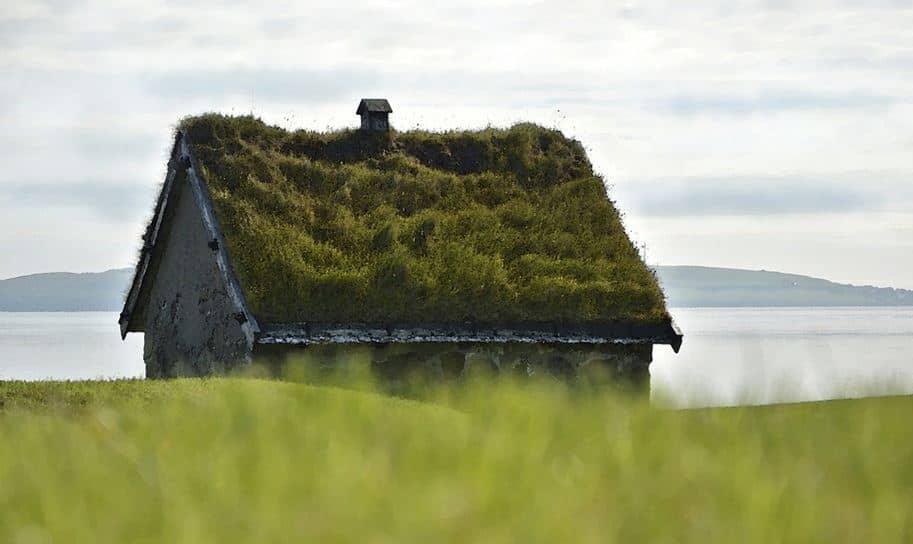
[656,266,913,307]
[1,378,911,542]
[0,269,131,312]
[181,115,668,325]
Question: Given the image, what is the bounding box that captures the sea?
[0,308,911,408]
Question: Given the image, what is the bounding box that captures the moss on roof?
[180,114,669,326]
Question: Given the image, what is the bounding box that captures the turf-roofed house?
[120,100,682,386]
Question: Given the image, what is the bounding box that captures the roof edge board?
[669,318,684,353]
[257,321,683,347]
[119,134,184,339]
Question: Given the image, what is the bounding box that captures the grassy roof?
[180,114,669,326]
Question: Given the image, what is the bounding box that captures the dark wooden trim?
[119,134,183,338]
[258,320,683,352]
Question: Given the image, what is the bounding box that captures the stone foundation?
[254,342,653,391]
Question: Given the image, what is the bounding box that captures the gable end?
[119,131,260,340]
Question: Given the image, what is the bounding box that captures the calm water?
[652,307,913,406]
[1,309,911,407]
[0,313,144,381]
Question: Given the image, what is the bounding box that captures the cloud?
[0,7,185,50]
[0,0,911,287]
[141,67,380,104]
[653,90,901,117]
[613,176,912,217]
[0,17,46,46]
[0,180,157,222]
[65,127,167,163]
[821,54,913,73]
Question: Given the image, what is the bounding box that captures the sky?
[1,0,911,288]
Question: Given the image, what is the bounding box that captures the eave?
[258,320,683,352]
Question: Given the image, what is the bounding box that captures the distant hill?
[0,269,133,312]
[0,266,911,311]
[655,266,913,307]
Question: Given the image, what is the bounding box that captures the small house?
[120,101,681,386]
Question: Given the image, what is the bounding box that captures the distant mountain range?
[0,266,910,312]
[0,269,133,312]
[654,266,913,307]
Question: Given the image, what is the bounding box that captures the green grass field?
[1,378,911,542]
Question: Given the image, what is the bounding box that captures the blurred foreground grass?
[1,378,911,542]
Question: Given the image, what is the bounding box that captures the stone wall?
[254,342,654,391]
[142,177,252,378]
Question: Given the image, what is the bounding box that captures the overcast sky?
[2,0,911,288]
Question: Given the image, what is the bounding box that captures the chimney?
[356,98,392,132]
